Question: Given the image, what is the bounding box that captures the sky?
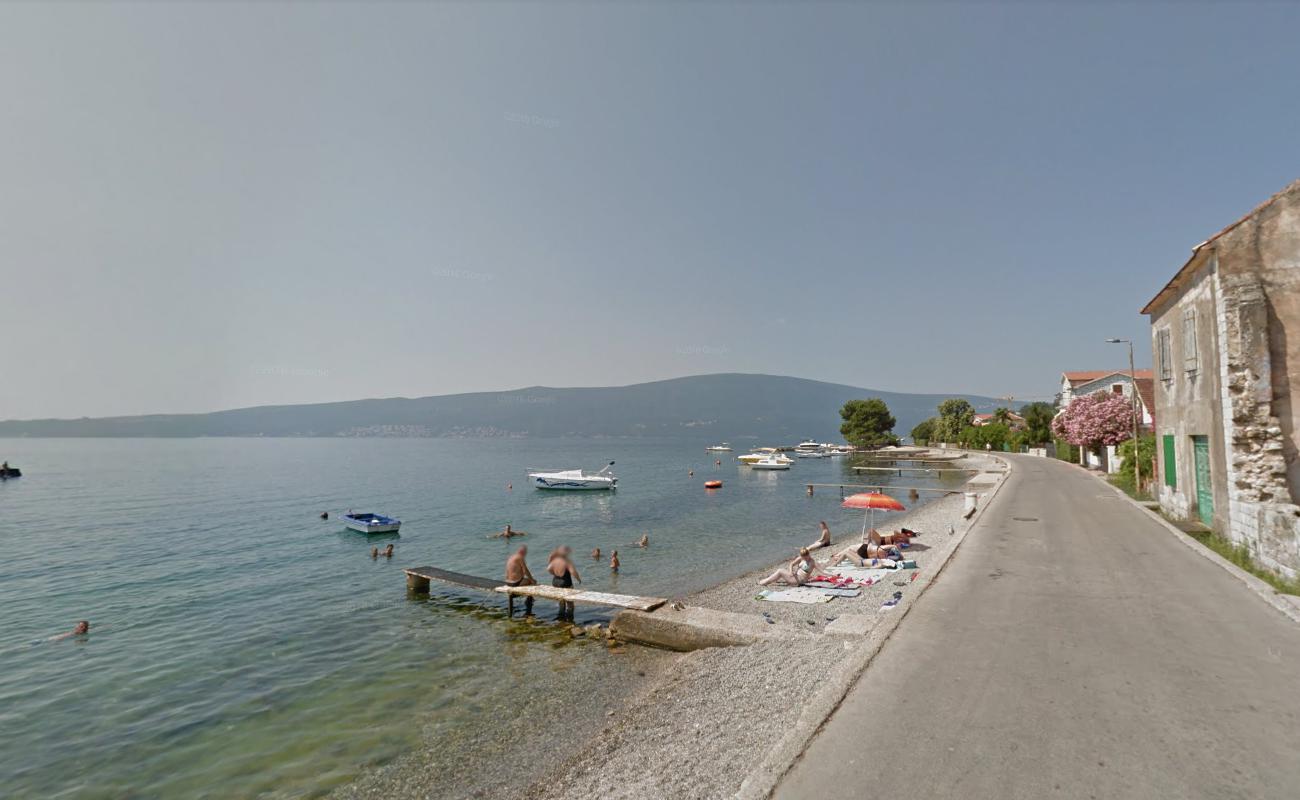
[1,2,1298,420]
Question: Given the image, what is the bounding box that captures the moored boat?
[738,448,792,465]
[529,461,618,491]
[343,512,401,534]
[705,444,733,452]
[751,455,791,470]
[0,465,21,479]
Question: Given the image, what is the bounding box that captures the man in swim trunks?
[505,545,537,615]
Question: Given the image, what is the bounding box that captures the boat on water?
[705,443,733,452]
[795,439,824,453]
[738,449,793,465]
[343,512,402,534]
[0,464,21,479]
[529,461,618,491]
[751,455,792,471]
[795,450,826,459]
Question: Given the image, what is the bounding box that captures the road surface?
[775,454,1300,800]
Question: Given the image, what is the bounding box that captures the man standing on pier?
[504,545,536,615]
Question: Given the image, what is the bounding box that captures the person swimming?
[382,544,394,558]
[320,511,329,520]
[610,550,620,572]
[49,621,90,641]
[637,534,648,548]
[591,547,601,559]
[371,546,379,559]
[488,524,527,539]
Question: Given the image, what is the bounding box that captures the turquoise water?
[0,438,966,798]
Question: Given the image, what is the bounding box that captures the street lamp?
[1106,338,1141,493]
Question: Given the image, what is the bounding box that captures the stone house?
[1057,370,1154,473]
[1141,177,1300,577]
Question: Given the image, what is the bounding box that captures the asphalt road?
[775,454,1300,800]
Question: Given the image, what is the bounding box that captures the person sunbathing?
[759,547,819,586]
[826,532,901,567]
[808,521,832,550]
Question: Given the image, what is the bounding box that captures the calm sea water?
[0,438,966,798]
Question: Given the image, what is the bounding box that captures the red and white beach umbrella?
[841,492,906,536]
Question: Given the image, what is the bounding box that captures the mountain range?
[0,373,1000,441]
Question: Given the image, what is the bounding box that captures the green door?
[1192,436,1213,527]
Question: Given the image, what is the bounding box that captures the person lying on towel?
[825,530,902,568]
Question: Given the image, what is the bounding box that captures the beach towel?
[815,587,861,598]
[755,588,834,604]
[806,575,856,588]
[823,566,894,582]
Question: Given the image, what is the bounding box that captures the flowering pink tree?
[1052,391,1134,452]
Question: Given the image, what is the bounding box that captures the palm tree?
[993,407,1013,426]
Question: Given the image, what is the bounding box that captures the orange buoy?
[704,480,723,489]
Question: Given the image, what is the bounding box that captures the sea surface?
[0,438,968,798]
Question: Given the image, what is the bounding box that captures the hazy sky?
[2,2,1298,420]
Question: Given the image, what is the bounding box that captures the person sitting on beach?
[808,521,832,550]
[488,524,527,539]
[591,547,601,560]
[547,546,582,619]
[49,621,90,641]
[759,547,819,587]
[637,534,648,548]
[610,550,620,572]
[505,545,537,615]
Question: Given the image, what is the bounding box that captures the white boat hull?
[531,475,616,490]
[343,515,401,534]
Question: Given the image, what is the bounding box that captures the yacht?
[529,461,618,491]
[705,443,733,452]
[738,449,793,465]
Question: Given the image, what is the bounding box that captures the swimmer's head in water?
[74,621,90,634]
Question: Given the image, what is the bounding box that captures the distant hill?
[0,373,1000,441]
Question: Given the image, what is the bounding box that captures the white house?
[1058,370,1154,473]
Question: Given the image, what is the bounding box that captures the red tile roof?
[1134,376,1155,417]
[1064,369,1153,387]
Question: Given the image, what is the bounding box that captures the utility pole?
[1106,338,1141,493]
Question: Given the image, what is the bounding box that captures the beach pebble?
[569,626,586,638]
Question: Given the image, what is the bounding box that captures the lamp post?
[1106,338,1141,493]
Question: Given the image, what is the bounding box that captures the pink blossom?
[1052,391,1134,448]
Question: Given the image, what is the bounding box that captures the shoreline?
[332,452,1003,800]
[517,452,1003,799]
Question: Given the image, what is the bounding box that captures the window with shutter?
[1183,309,1198,373]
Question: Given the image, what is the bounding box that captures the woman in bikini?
[826,530,902,567]
[759,547,819,587]
[547,546,582,620]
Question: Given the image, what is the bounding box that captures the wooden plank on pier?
[493,584,667,612]
[404,566,500,592]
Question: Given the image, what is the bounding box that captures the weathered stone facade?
[1144,178,1300,578]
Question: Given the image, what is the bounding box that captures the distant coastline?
[0,372,999,442]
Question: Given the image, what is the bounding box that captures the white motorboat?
[705,443,733,452]
[529,461,618,490]
[795,439,824,452]
[343,512,402,534]
[738,449,793,465]
[751,455,791,470]
[795,450,826,459]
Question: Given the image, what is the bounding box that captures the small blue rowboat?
[343,512,401,534]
